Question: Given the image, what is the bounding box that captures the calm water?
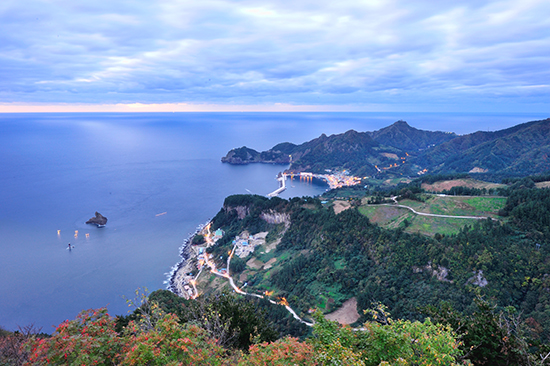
[0,112,547,332]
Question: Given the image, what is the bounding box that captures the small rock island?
[86,212,108,227]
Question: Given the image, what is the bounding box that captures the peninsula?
[222,119,550,177]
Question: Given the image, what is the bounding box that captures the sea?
[0,111,547,333]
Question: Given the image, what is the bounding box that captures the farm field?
[359,194,506,236]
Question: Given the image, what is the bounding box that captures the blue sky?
[1,0,549,112]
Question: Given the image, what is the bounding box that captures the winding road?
[376,196,496,220]
[209,242,314,326]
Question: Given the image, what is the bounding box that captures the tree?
[423,298,532,365]
[240,337,317,366]
[26,307,228,366]
[310,308,464,366]
[185,291,278,351]
[0,324,44,366]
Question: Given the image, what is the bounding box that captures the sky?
[1,0,549,112]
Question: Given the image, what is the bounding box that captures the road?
[208,241,314,326]
[376,196,495,220]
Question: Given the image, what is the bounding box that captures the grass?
[359,194,506,236]
[462,196,506,212]
[257,247,277,262]
[197,273,229,295]
[334,259,346,270]
[358,205,379,216]
[399,195,505,217]
[408,215,480,236]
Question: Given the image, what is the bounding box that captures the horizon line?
[0,103,393,113]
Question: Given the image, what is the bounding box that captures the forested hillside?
[222,118,550,177]
[204,178,550,352]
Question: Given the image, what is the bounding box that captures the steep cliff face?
[224,205,250,220]
[260,210,290,225]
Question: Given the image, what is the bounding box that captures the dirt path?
[375,196,493,220]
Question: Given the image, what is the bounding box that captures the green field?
[359,194,506,236]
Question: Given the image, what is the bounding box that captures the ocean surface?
[0,111,547,332]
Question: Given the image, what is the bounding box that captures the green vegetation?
[5,172,550,365]
[462,196,506,212]
[9,291,541,365]
[357,194,506,235]
[191,234,205,245]
[224,119,550,178]
[201,175,550,360]
[3,295,471,366]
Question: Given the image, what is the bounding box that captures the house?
[214,229,224,239]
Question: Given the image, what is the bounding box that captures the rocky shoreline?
[166,221,209,297]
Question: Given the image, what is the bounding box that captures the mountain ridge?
[222,118,550,177]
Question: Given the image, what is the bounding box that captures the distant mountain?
[221,146,290,165]
[416,118,550,176]
[222,119,550,177]
[368,120,457,152]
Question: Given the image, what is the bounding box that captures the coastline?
[166,173,334,299]
[166,221,209,298]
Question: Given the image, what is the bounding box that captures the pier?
[267,171,362,197]
[267,173,287,197]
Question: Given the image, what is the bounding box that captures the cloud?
[0,0,549,111]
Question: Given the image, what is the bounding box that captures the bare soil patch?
[536,181,550,188]
[324,297,361,325]
[333,200,352,214]
[380,152,399,160]
[246,258,264,270]
[422,179,504,192]
[455,201,474,210]
[263,258,277,269]
[366,206,405,224]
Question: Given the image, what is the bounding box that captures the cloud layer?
[1,0,549,111]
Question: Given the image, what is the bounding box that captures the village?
[171,223,268,300]
[170,221,315,326]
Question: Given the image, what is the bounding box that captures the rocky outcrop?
[260,210,290,225]
[224,206,250,219]
[469,270,488,287]
[86,212,108,226]
[412,262,452,283]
